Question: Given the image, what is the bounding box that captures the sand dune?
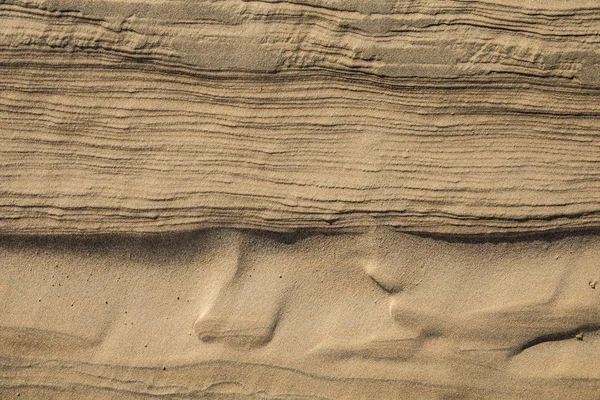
[2,0,600,398]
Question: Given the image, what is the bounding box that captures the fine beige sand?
[2,230,600,398]
[2,0,600,398]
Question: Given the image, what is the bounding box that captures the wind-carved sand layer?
[2,228,600,398]
[3,0,600,398]
[2,0,600,235]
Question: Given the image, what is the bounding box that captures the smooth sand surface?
[2,229,600,398]
[2,0,600,398]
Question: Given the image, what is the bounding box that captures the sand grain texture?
[3,0,600,235]
[2,0,600,398]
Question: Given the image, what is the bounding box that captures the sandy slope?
[2,0,600,398]
[1,229,600,398]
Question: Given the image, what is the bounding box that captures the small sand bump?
[589,281,597,289]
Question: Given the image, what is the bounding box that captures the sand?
[1,0,600,398]
[2,229,600,398]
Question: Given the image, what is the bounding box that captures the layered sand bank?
[2,0,600,235]
[2,0,600,398]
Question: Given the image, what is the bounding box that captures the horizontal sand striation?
[2,228,600,398]
[3,0,600,398]
[2,0,600,235]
